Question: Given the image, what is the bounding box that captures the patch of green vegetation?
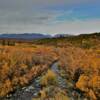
[33,33,100,49]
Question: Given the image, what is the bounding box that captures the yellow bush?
[39,89,47,99]
[88,89,97,100]
[54,92,70,100]
[41,69,57,86]
[76,75,89,92]
[0,79,13,97]
[90,75,100,89]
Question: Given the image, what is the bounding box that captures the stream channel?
[4,62,85,100]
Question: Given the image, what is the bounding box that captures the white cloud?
[0,0,99,34]
[0,18,100,34]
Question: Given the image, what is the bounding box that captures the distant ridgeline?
[54,32,100,39]
[77,32,100,39]
[0,33,51,46]
[0,32,99,46]
[33,32,100,45]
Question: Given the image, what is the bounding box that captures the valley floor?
[0,34,100,100]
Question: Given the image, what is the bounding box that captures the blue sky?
[0,0,100,34]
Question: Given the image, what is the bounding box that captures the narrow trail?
[4,62,85,100]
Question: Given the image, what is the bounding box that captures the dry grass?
[40,69,57,86]
[0,35,100,99]
[57,46,100,99]
[0,45,58,97]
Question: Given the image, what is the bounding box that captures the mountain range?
[0,33,52,40]
[0,33,99,40]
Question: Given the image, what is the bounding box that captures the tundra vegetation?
[0,33,100,100]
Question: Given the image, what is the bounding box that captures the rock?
[33,92,39,97]
[28,86,34,90]
[72,91,79,98]
[22,87,26,90]
[25,88,30,92]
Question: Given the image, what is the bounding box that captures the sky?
[0,0,100,35]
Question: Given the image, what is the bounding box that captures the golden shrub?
[76,75,90,92]
[0,79,13,97]
[40,69,57,86]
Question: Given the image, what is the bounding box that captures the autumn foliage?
[0,45,58,97]
[0,33,100,99]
